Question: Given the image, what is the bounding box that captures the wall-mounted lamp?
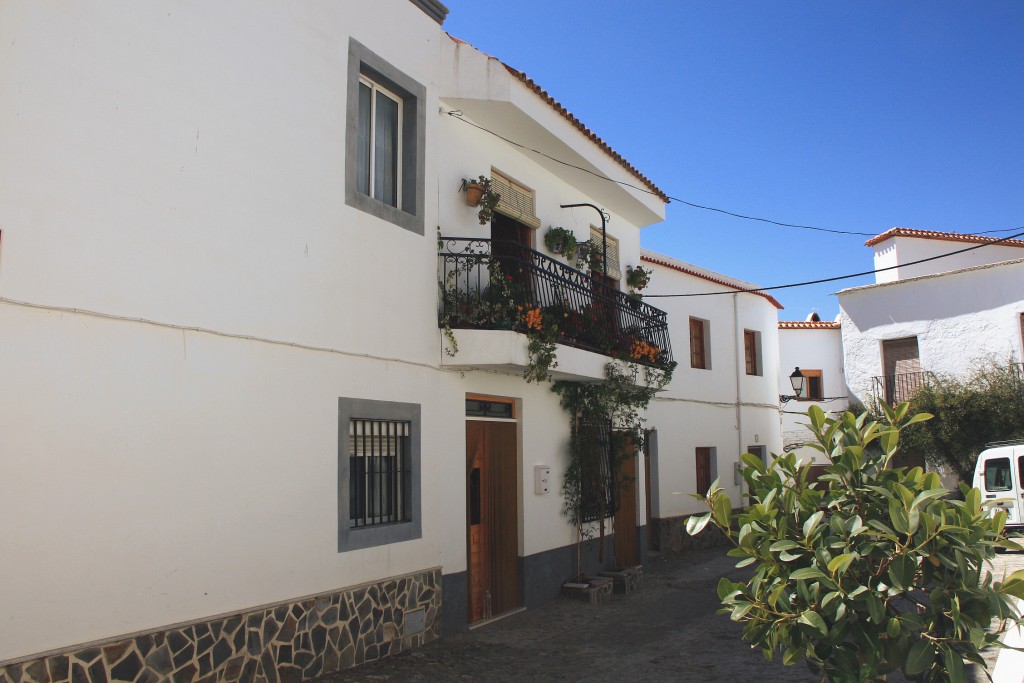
[780,367,805,404]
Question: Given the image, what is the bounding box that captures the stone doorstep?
[561,576,614,604]
[598,565,644,594]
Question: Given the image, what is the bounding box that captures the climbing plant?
[553,360,675,577]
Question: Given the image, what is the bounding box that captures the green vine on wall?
[553,360,675,576]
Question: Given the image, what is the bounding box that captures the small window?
[349,418,411,528]
[695,447,714,495]
[985,457,1012,492]
[743,330,762,376]
[345,40,425,235]
[690,317,710,369]
[338,398,421,551]
[797,369,824,401]
[577,419,617,522]
[589,227,621,280]
[357,78,402,208]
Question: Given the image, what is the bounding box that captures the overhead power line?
[644,229,1024,298]
[443,110,1024,296]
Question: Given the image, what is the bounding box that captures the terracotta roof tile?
[778,321,841,329]
[640,254,784,310]
[865,227,1024,249]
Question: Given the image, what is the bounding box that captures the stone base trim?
[0,568,441,683]
[650,514,731,552]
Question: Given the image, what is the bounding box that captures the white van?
[972,441,1024,532]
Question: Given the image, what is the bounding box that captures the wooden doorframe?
[465,395,520,624]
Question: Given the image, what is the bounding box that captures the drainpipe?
[560,203,609,276]
[733,294,744,484]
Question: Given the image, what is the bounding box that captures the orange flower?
[521,306,543,331]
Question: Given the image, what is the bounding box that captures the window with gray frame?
[345,40,426,235]
[338,398,421,551]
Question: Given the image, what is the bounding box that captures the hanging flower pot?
[462,175,500,224]
[543,226,578,260]
[465,182,485,207]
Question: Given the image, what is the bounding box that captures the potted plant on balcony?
[625,265,651,295]
[543,226,578,260]
[574,239,604,273]
[462,175,500,225]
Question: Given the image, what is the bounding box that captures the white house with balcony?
[640,252,784,550]
[0,2,699,681]
[839,228,1024,410]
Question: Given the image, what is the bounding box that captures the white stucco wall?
[873,235,1024,284]
[840,259,1024,408]
[640,254,782,519]
[0,1,671,662]
[777,326,848,464]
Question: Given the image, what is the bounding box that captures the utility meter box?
[534,466,551,494]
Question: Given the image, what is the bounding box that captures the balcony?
[872,371,934,406]
[438,238,673,380]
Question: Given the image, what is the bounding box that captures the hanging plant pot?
[465,182,485,207]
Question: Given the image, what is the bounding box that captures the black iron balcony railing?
[438,237,673,369]
[872,371,934,406]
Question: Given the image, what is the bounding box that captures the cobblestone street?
[318,547,1024,682]
[322,547,812,683]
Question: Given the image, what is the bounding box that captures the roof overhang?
[441,38,666,229]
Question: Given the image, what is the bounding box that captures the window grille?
[491,171,541,229]
[349,418,411,528]
[577,418,617,522]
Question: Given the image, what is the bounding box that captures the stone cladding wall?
[0,568,440,683]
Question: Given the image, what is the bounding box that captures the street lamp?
[780,367,805,403]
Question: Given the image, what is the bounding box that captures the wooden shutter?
[690,318,706,369]
[744,330,757,375]
[695,447,712,495]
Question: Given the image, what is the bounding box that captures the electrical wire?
[444,110,1018,239]
[644,228,1024,298]
[443,110,1024,297]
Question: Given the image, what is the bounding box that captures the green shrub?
[900,360,1024,482]
[687,403,1024,683]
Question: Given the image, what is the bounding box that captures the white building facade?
[640,252,784,550]
[839,229,1024,410]
[1,2,677,680]
[777,318,848,468]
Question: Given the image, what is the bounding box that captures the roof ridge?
[640,253,784,310]
[865,227,1024,248]
[778,321,841,329]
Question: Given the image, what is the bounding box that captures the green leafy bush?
[899,360,1024,482]
[687,403,1024,682]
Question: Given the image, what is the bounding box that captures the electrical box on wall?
[534,465,551,494]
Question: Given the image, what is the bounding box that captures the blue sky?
[442,1,1024,320]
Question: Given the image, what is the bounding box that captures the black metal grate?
[578,418,617,523]
[872,371,933,405]
[349,418,411,528]
[438,237,673,368]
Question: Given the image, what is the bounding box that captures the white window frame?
[357,76,403,208]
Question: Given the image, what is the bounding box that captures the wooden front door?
[466,420,519,623]
[613,437,639,569]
